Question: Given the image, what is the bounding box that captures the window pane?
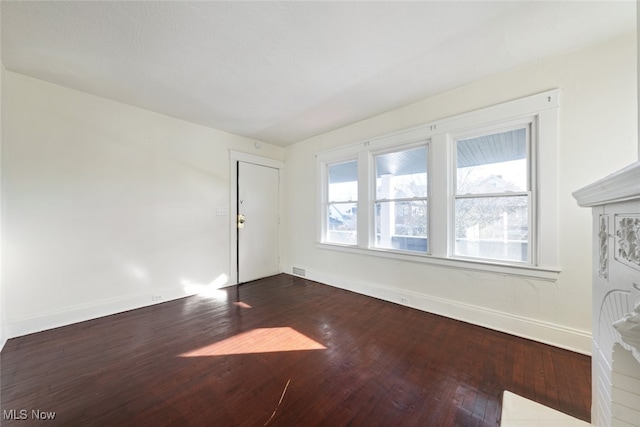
[328,161,358,202]
[327,202,357,245]
[457,128,527,195]
[376,146,427,199]
[375,200,427,252]
[454,195,528,262]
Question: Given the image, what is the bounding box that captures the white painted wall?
[283,32,638,354]
[3,71,283,338]
[1,64,6,351]
[1,31,636,356]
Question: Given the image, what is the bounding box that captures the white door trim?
[229,151,284,285]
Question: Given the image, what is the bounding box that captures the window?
[326,160,358,245]
[454,126,531,263]
[374,146,428,253]
[316,90,559,279]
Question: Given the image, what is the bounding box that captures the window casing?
[374,146,429,253]
[316,90,560,280]
[453,124,533,264]
[325,160,358,245]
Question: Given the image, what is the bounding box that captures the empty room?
[1,1,639,426]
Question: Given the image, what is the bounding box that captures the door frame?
[229,151,284,286]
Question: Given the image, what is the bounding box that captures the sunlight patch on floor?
[179,327,327,357]
[501,391,589,427]
[183,274,230,300]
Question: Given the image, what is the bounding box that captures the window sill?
[316,242,560,282]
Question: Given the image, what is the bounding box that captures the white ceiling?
[1,1,636,146]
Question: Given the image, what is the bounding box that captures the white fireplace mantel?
[574,161,640,208]
[574,161,640,427]
[574,161,640,365]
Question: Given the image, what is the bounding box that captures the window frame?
[371,143,430,254]
[316,90,560,281]
[320,157,359,247]
[450,121,536,265]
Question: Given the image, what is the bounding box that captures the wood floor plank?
[1,274,590,426]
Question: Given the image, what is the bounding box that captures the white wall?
[2,33,636,355]
[1,64,6,351]
[3,71,283,338]
[283,32,638,354]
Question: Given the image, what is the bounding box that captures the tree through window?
[454,127,531,263]
[374,146,428,253]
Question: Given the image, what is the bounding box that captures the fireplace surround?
[574,162,640,426]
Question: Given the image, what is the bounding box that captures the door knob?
[237,214,246,229]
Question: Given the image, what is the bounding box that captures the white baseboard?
[296,268,592,355]
[5,284,206,340]
[4,270,592,356]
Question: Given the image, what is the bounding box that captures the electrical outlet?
[400,297,409,305]
[152,294,162,302]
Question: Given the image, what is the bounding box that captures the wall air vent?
[292,267,306,277]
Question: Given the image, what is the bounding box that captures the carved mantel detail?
[599,215,609,280]
[615,215,640,271]
[613,299,640,364]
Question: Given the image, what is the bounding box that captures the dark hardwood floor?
[1,274,591,426]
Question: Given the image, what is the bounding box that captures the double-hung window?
[453,125,532,263]
[317,90,559,279]
[374,146,428,253]
[325,160,358,245]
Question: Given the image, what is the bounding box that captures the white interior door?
[237,161,280,283]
